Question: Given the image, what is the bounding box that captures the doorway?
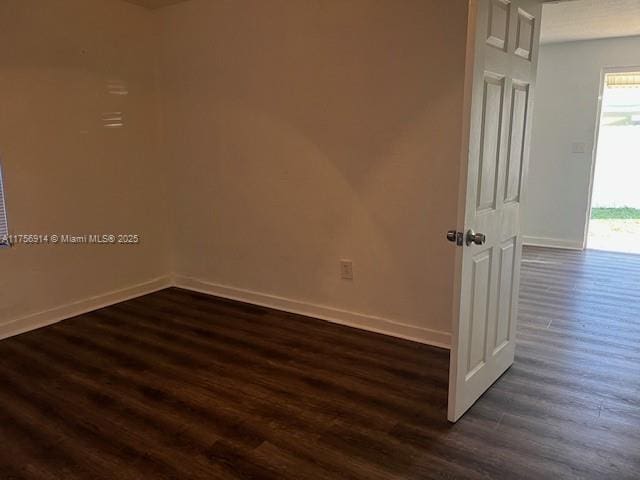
[587,70,640,254]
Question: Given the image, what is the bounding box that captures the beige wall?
[0,0,469,346]
[0,0,170,332]
[159,0,469,345]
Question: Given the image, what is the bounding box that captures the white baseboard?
[0,276,173,341]
[0,273,452,349]
[523,235,584,251]
[174,275,451,349]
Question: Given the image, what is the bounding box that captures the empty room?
[0,0,638,479]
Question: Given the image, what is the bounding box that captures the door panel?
[515,8,536,60]
[467,249,492,378]
[505,82,529,203]
[495,237,516,353]
[487,0,510,51]
[448,0,542,422]
[477,75,505,212]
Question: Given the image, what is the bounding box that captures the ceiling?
[122,0,191,9]
[541,0,640,44]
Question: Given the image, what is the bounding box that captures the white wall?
[158,0,469,346]
[524,36,640,249]
[0,0,170,335]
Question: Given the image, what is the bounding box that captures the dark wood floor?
[1,247,639,479]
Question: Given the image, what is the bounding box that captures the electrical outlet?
[340,260,354,280]
[571,142,586,154]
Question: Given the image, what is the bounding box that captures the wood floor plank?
[1,247,639,478]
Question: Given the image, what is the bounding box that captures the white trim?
[0,276,172,341]
[582,67,607,249]
[175,275,451,349]
[522,235,584,250]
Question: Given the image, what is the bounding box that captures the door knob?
[466,229,486,246]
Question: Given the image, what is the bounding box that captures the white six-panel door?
[448,0,542,422]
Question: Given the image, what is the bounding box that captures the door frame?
[582,65,640,249]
